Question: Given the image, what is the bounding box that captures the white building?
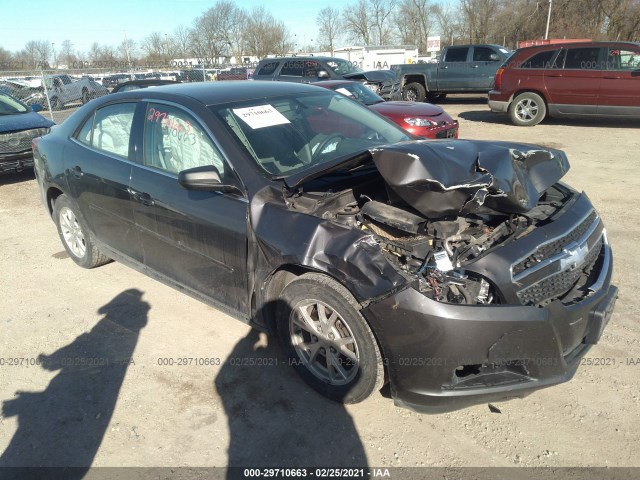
[332,45,418,70]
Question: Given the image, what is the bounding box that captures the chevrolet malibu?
[33,82,617,412]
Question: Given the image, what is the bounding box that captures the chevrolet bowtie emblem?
[560,242,589,272]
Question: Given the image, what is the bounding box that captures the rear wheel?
[276,273,385,404]
[50,97,61,110]
[53,195,110,269]
[81,89,90,104]
[402,82,426,102]
[509,92,546,126]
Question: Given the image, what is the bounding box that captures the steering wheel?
[312,134,345,160]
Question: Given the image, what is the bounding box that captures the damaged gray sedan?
[33,82,617,412]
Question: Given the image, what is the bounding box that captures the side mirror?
[178,165,242,194]
[317,70,330,79]
[31,103,43,112]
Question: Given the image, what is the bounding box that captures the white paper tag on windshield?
[335,87,354,97]
[232,105,290,129]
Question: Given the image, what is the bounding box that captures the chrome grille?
[512,210,598,276]
[517,237,604,306]
[0,128,48,154]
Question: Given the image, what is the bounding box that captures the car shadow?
[215,300,369,479]
[458,109,640,129]
[0,289,149,479]
[0,170,35,185]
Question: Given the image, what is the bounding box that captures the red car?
[489,41,640,126]
[314,80,459,139]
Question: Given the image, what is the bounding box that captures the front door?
[129,101,249,315]
[598,45,640,116]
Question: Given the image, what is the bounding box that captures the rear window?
[257,62,279,75]
[563,47,602,69]
[520,50,557,69]
[444,47,469,62]
[280,60,303,77]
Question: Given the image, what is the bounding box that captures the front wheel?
[402,82,426,102]
[81,89,90,104]
[509,92,547,126]
[53,195,110,269]
[276,273,385,404]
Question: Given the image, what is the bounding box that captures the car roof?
[110,80,327,106]
[258,56,345,63]
[515,41,640,54]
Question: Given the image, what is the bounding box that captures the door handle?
[472,65,479,68]
[603,76,622,79]
[442,66,448,69]
[71,166,83,178]
[130,189,155,207]
[547,74,563,77]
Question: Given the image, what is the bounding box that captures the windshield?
[330,82,384,106]
[211,91,409,178]
[0,93,29,114]
[325,59,364,75]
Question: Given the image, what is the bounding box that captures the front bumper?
[363,242,616,413]
[0,150,34,173]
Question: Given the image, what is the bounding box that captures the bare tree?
[370,0,397,44]
[394,0,433,52]
[317,7,343,54]
[172,25,193,59]
[59,40,76,67]
[244,6,292,58]
[344,0,372,45]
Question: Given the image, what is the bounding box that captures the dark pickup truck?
[392,44,512,102]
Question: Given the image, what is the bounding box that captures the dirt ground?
[1,96,639,476]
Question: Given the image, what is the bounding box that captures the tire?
[402,82,426,102]
[509,92,547,126]
[81,89,90,104]
[276,273,385,404]
[53,195,110,269]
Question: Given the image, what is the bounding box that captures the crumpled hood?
[371,140,570,218]
[343,70,396,83]
[0,111,54,134]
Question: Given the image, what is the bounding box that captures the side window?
[79,103,136,158]
[551,49,566,69]
[564,47,602,69]
[473,47,498,62]
[520,50,557,69]
[444,47,469,62]
[279,60,303,76]
[257,61,279,75]
[76,114,94,145]
[303,60,321,78]
[607,48,640,70]
[143,103,225,177]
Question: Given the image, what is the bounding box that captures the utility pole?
[545,0,553,40]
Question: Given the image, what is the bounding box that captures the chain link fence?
[0,66,216,125]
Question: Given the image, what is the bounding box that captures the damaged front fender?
[250,186,406,304]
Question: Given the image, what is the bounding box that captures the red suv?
[488,41,640,126]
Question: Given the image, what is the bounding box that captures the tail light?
[494,67,505,91]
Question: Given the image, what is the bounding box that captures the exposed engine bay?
[284,140,573,306]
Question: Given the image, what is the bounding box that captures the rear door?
[469,46,505,90]
[544,46,604,114]
[65,101,142,260]
[128,101,249,315]
[436,46,471,91]
[598,45,640,116]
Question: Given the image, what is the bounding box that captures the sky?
[1,0,359,55]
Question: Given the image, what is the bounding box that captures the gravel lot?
[1,96,639,476]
